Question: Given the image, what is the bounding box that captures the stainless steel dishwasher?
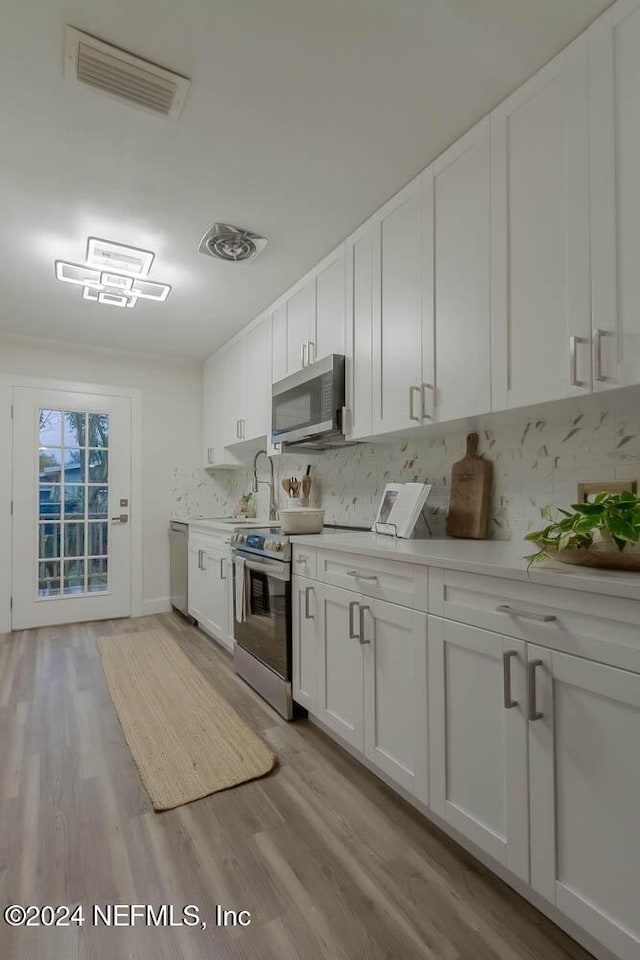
[169,521,189,616]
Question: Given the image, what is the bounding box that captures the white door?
[372,176,424,434]
[244,314,271,442]
[589,0,640,390]
[286,278,316,374]
[362,599,428,802]
[201,545,229,641]
[292,576,318,712]
[12,386,132,629]
[345,220,374,441]
[423,119,491,423]
[491,36,591,409]
[528,645,640,960]
[315,244,346,360]
[428,617,529,881]
[316,583,364,750]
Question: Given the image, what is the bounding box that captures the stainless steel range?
[231,527,295,719]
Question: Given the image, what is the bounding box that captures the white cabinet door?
[188,545,208,623]
[423,119,491,423]
[201,545,230,642]
[589,0,640,391]
[362,599,428,802]
[345,220,374,440]
[315,244,346,360]
[372,176,424,434]
[528,645,640,960]
[271,303,288,384]
[286,278,316,374]
[316,583,364,750]
[245,314,271,442]
[223,339,246,447]
[428,617,529,881]
[491,37,591,410]
[292,576,318,712]
[202,353,219,467]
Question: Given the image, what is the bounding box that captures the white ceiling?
[0,0,613,359]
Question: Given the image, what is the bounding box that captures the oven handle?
[235,554,290,582]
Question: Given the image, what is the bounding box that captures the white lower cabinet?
[528,644,640,960]
[293,579,428,801]
[428,617,529,880]
[188,539,231,649]
[292,576,319,712]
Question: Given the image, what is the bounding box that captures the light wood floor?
[0,612,593,960]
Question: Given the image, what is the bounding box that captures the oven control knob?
[264,538,273,550]
[273,540,283,551]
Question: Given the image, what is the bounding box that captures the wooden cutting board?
[446,433,492,539]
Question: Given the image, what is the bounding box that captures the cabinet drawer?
[317,550,428,611]
[292,545,317,580]
[189,530,232,553]
[429,569,640,674]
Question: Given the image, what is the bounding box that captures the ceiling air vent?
[198,224,268,263]
[64,26,190,120]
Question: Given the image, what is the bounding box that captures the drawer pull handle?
[220,557,227,580]
[346,570,378,582]
[503,651,518,709]
[359,605,371,645]
[496,604,556,623]
[528,660,544,721]
[304,585,313,620]
[295,556,308,564]
[348,600,360,640]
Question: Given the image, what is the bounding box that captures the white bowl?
[279,507,325,534]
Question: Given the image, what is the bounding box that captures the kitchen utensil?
[281,478,291,497]
[279,507,325,534]
[301,476,312,500]
[290,478,300,498]
[447,433,492,539]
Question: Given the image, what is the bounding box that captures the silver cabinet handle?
[220,557,227,579]
[207,447,215,464]
[346,570,378,582]
[569,335,586,387]
[496,604,556,623]
[528,660,544,721]
[307,341,315,364]
[197,549,205,570]
[409,385,421,422]
[295,556,308,565]
[421,383,434,420]
[301,342,308,367]
[304,585,313,620]
[111,514,128,523]
[348,600,360,640]
[593,328,607,382]
[359,604,371,645]
[201,550,207,571]
[503,651,518,709]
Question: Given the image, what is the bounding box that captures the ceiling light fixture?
[55,238,171,309]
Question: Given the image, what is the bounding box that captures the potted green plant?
[524,491,640,570]
[233,491,256,519]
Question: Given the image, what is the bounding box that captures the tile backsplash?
[175,390,640,540]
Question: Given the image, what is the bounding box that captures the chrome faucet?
[251,449,278,521]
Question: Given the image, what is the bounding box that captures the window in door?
[37,408,109,598]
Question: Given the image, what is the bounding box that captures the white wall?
[0,333,204,632]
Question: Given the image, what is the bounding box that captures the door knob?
[111,514,129,523]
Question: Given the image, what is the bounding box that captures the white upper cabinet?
[202,351,241,468]
[315,244,346,360]
[223,338,246,447]
[490,37,591,410]
[422,119,492,423]
[244,314,272,442]
[371,176,425,434]
[271,303,288,384]
[528,644,640,960]
[286,277,316,374]
[344,221,374,440]
[589,0,640,391]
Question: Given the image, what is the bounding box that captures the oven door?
[233,551,291,680]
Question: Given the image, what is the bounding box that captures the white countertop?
[291,531,640,601]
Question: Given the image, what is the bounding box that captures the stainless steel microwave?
[271,354,347,449]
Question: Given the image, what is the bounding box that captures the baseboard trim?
[140,597,172,616]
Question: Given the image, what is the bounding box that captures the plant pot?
[536,531,640,571]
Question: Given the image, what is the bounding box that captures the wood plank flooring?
[0,613,593,960]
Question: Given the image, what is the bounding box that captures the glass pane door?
[38,408,109,598]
